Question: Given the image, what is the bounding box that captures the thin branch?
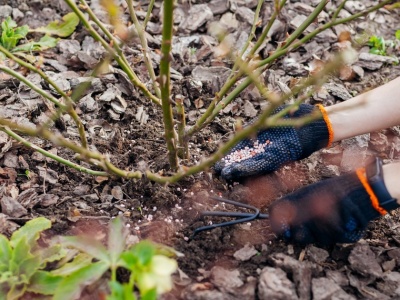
[63,0,161,107]
[0,119,142,179]
[159,0,178,171]
[249,0,287,57]
[143,0,156,29]
[280,0,329,51]
[1,127,109,176]
[176,96,188,159]
[127,0,161,98]
[332,0,349,22]
[0,46,88,149]
[0,65,66,110]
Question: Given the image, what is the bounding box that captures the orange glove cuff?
[356,167,388,215]
[316,104,334,148]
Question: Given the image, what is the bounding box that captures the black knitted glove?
[214,104,331,181]
[268,158,399,246]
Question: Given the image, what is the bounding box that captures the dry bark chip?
[39,194,59,207]
[179,4,213,32]
[1,196,27,218]
[258,267,298,300]
[348,243,383,278]
[111,186,124,200]
[210,266,244,293]
[3,152,18,168]
[235,7,255,25]
[357,52,398,71]
[18,188,39,209]
[311,277,355,300]
[208,0,229,15]
[37,167,59,185]
[233,243,258,261]
[306,245,329,264]
[243,100,257,118]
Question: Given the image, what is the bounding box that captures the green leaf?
[0,235,11,267]
[13,25,29,40]
[396,29,400,40]
[108,217,126,266]
[31,12,79,37]
[10,236,33,274]
[51,253,93,277]
[131,241,156,267]
[7,283,26,300]
[108,282,136,300]
[141,288,157,300]
[17,256,41,283]
[36,244,67,267]
[53,261,109,300]
[60,236,111,264]
[26,271,63,295]
[0,17,28,50]
[1,16,17,31]
[10,217,51,248]
[12,35,59,53]
[0,271,13,283]
[119,252,137,270]
[369,48,382,55]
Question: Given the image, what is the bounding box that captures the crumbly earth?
[0,0,400,299]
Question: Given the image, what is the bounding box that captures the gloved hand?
[268,157,399,246]
[214,104,333,181]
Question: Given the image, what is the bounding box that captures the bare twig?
[1,127,108,176]
[0,45,88,149]
[127,0,161,98]
[63,0,161,106]
[143,0,156,29]
[159,0,178,171]
[0,119,142,179]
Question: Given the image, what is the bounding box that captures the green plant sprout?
[0,217,178,299]
[55,217,178,300]
[0,13,78,59]
[368,30,400,57]
[0,217,66,300]
[368,35,388,55]
[16,169,31,179]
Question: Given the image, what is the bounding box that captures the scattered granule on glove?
[222,140,271,166]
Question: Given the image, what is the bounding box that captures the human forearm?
[383,162,400,203]
[326,77,400,142]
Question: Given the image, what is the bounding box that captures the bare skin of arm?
[325,77,400,203]
[383,163,400,203]
[326,76,400,142]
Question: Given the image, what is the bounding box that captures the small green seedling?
[0,216,178,300]
[368,35,387,55]
[17,169,31,179]
[0,17,29,51]
[31,12,80,38]
[368,31,400,57]
[0,13,79,59]
[55,217,178,300]
[0,217,66,300]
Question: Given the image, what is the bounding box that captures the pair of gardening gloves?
[214,104,399,246]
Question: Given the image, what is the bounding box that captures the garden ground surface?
[1,0,400,299]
